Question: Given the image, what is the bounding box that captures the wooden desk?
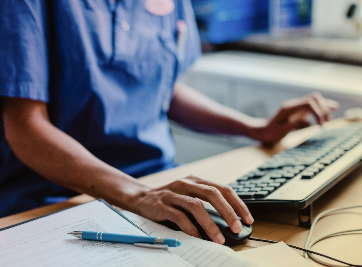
[1,119,361,266]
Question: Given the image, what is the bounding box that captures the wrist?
[90,169,151,213]
[112,181,151,213]
[243,117,268,141]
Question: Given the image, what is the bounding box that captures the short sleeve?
[0,0,50,102]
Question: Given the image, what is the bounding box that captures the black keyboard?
[229,123,362,210]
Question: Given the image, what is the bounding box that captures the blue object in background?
[269,0,312,33]
[192,0,269,44]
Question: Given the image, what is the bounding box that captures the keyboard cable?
[248,205,362,267]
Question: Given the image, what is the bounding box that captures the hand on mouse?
[132,175,253,244]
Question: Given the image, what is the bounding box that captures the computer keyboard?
[229,123,362,210]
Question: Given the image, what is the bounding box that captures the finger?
[163,205,201,239]
[310,93,331,122]
[298,100,324,125]
[303,93,339,110]
[216,185,254,225]
[325,99,339,121]
[271,98,315,124]
[185,177,252,229]
[166,194,225,244]
[327,99,339,110]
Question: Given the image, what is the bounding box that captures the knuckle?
[175,179,188,187]
[226,209,238,221]
[187,198,203,210]
[159,189,173,199]
[312,92,322,99]
[186,174,202,182]
[171,210,186,222]
[306,100,316,109]
[307,99,314,105]
[205,185,221,197]
[223,185,235,195]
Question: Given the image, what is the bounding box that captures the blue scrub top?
[0,0,201,217]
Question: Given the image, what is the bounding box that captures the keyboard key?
[307,167,320,174]
[294,165,306,171]
[248,189,259,193]
[281,172,295,179]
[270,173,283,179]
[253,186,264,191]
[301,171,315,179]
[268,182,281,188]
[282,167,301,175]
[231,186,244,192]
[254,191,269,198]
[249,171,266,178]
[239,188,250,193]
[238,192,255,199]
[312,163,325,169]
[319,158,333,165]
[262,186,275,193]
[237,176,249,182]
[273,178,287,184]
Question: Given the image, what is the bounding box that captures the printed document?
[0,200,273,267]
[122,210,273,267]
[0,200,190,267]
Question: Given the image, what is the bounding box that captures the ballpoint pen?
[68,231,181,249]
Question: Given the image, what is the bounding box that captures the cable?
[304,205,362,267]
[248,205,362,267]
[248,237,361,267]
[306,230,362,267]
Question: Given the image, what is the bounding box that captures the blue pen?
[68,231,181,249]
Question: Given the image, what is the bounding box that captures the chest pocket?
[112,7,179,85]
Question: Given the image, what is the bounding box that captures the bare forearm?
[2,99,148,212]
[168,82,266,138]
[2,97,254,243]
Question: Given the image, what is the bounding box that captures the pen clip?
[134,243,169,250]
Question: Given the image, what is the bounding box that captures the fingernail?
[216,233,225,244]
[233,220,242,233]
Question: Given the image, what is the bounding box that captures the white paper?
[0,201,190,267]
[122,211,274,267]
[238,242,311,267]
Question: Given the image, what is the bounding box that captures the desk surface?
[218,34,362,67]
[1,119,361,266]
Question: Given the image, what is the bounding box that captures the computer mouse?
[160,203,253,247]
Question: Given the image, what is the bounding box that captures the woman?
[0,0,337,244]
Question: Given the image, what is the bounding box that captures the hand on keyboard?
[254,93,339,144]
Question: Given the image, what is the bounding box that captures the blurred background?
[193,0,362,49]
[173,0,362,163]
